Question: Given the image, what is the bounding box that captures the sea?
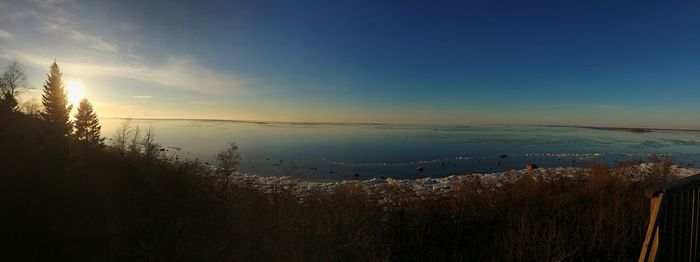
[101,118,700,181]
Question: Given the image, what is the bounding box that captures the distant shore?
[102,117,700,132]
[539,124,700,133]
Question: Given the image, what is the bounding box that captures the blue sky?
[1,0,699,128]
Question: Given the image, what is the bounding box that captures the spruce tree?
[41,61,73,137]
[74,98,104,146]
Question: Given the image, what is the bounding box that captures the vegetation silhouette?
[0,60,28,114]
[74,98,104,146]
[0,60,30,97]
[41,61,73,138]
[0,61,677,261]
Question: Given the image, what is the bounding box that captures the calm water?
[101,119,700,180]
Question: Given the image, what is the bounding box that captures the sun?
[66,79,86,106]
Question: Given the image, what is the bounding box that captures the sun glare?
[66,79,85,106]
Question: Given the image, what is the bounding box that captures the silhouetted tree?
[217,142,241,173]
[0,91,18,113]
[111,119,133,154]
[0,61,27,114]
[141,126,160,163]
[73,98,104,146]
[40,61,72,137]
[128,125,141,155]
[19,97,42,117]
[0,60,30,97]
[217,142,241,188]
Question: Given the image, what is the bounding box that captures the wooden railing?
[640,174,700,262]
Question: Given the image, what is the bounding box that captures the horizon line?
[99,117,700,132]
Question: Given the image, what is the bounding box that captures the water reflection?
[101,119,700,180]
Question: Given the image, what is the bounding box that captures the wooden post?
[640,193,664,262]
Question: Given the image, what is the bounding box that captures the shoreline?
[229,163,700,201]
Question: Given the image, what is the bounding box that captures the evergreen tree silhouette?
[40,61,72,137]
[74,98,104,146]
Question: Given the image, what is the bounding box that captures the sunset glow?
[2,1,700,260]
[1,1,699,128]
[66,79,85,106]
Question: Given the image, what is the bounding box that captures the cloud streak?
[0,28,13,40]
[0,0,248,95]
[40,23,120,54]
[521,104,624,110]
[3,0,121,55]
[1,50,246,95]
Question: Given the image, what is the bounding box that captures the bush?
[0,111,670,261]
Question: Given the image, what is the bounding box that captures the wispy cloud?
[118,22,137,32]
[0,0,247,95]
[6,8,39,22]
[0,28,12,40]
[40,23,120,54]
[1,50,247,95]
[132,96,152,99]
[3,0,121,55]
[522,104,623,110]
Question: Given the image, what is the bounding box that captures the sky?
[1,0,699,128]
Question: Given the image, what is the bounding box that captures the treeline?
[0,61,667,261]
[0,61,239,260]
[1,61,103,146]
